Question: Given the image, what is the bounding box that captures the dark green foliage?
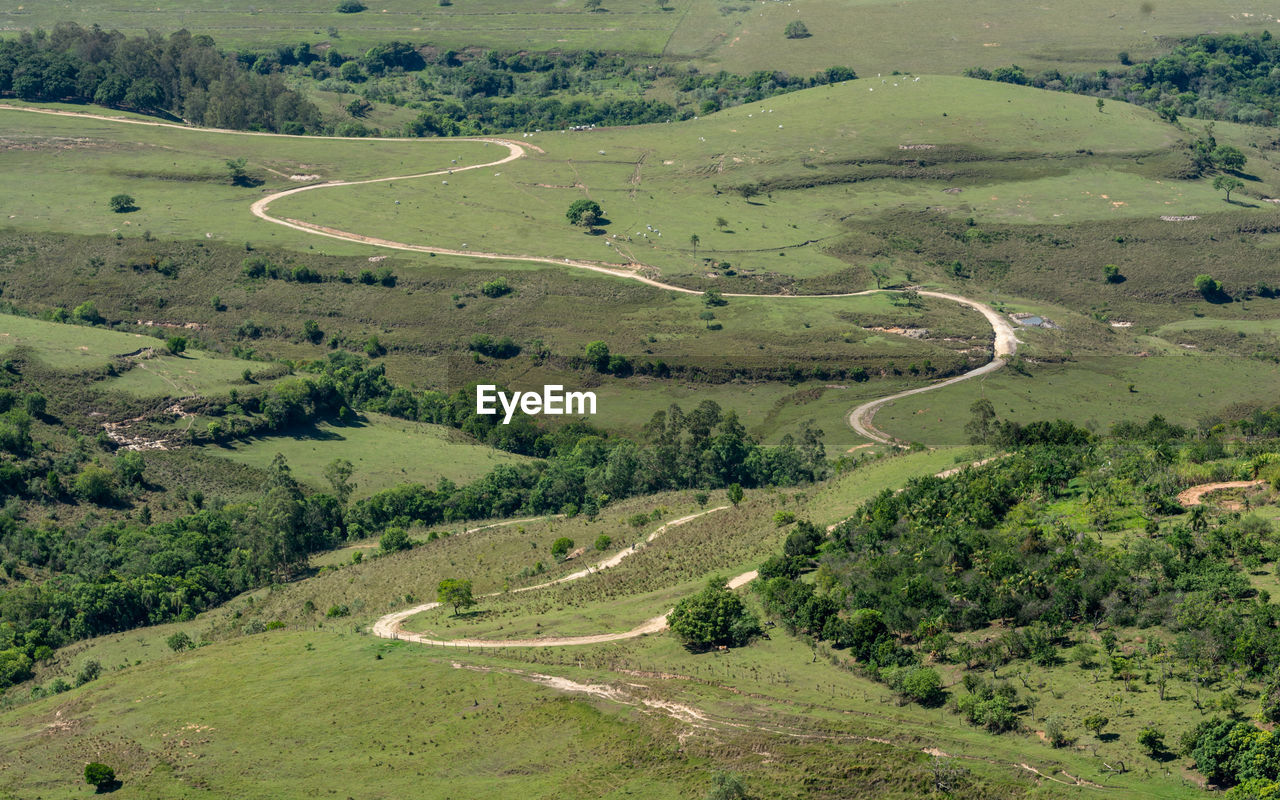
[108,194,136,213]
[84,763,115,791]
[550,536,575,559]
[705,773,748,800]
[784,20,811,39]
[337,0,366,11]
[469,334,520,359]
[1195,273,1225,300]
[1183,718,1280,789]
[379,526,412,552]
[593,534,611,551]
[166,632,193,652]
[883,665,945,706]
[76,658,102,686]
[0,24,320,133]
[782,519,824,558]
[668,576,762,651]
[565,199,603,226]
[1137,727,1167,758]
[480,277,512,298]
[165,336,187,355]
[584,340,610,372]
[967,32,1280,126]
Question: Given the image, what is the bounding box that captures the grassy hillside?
[0,0,1263,79]
[0,0,689,54]
[11,434,1274,798]
[671,0,1266,76]
[211,412,534,499]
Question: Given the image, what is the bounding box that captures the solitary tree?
[165,336,187,356]
[226,157,250,186]
[727,483,744,505]
[1194,273,1223,299]
[1096,98,1105,113]
[437,578,476,615]
[109,193,136,213]
[1137,726,1166,757]
[870,262,889,289]
[565,198,603,226]
[784,20,811,39]
[1082,714,1109,738]
[379,526,412,553]
[551,536,575,560]
[323,458,355,505]
[84,763,115,792]
[1103,264,1122,283]
[715,216,729,230]
[584,340,610,371]
[584,0,602,9]
[166,631,193,652]
[1213,175,1244,202]
[965,398,997,444]
[667,576,762,650]
[690,233,700,258]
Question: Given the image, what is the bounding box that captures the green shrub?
[84,763,115,791]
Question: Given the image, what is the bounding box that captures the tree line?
[0,349,828,687]
[750,407,1280,792]
[966,32,1280,128]
[0,23,321,133]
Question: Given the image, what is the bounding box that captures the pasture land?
[876,353,1280,445]
[0,0,687,54]
[211,412,534,499]
[671,0,1266,77]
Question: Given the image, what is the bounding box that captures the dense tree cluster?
[966,32,1280,127]
[0,349,830,682]
[0,454,341,688]
[0,23,321,133]
[298,44,855,135]
[753,408,1280,791]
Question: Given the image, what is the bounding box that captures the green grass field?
[210,411,534,499]
[0,312,164,369]
[269,76,1250,283]
[671,0,1264,77]
[7,454,1254,799]
[0,312,282,397]
[0,0,1260,82]
[0,0,689,53]
[876,353,1280,445]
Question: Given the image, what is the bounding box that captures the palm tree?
[690,233,700,259]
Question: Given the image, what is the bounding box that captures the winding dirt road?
[1176,480,1267,508]
[370,506,732,648]
[7,105,1024,644]
[3,103,1018,444]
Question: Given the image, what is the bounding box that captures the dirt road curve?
[847,293,1018,445]
[1176,480,1266,507]
[6,106,1026,645]
[2,104,1017,444]
[370,506,734,648]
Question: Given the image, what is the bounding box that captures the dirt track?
[370,506,733,647]
[6,105,1025,645]
[1176,480,1266,507]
